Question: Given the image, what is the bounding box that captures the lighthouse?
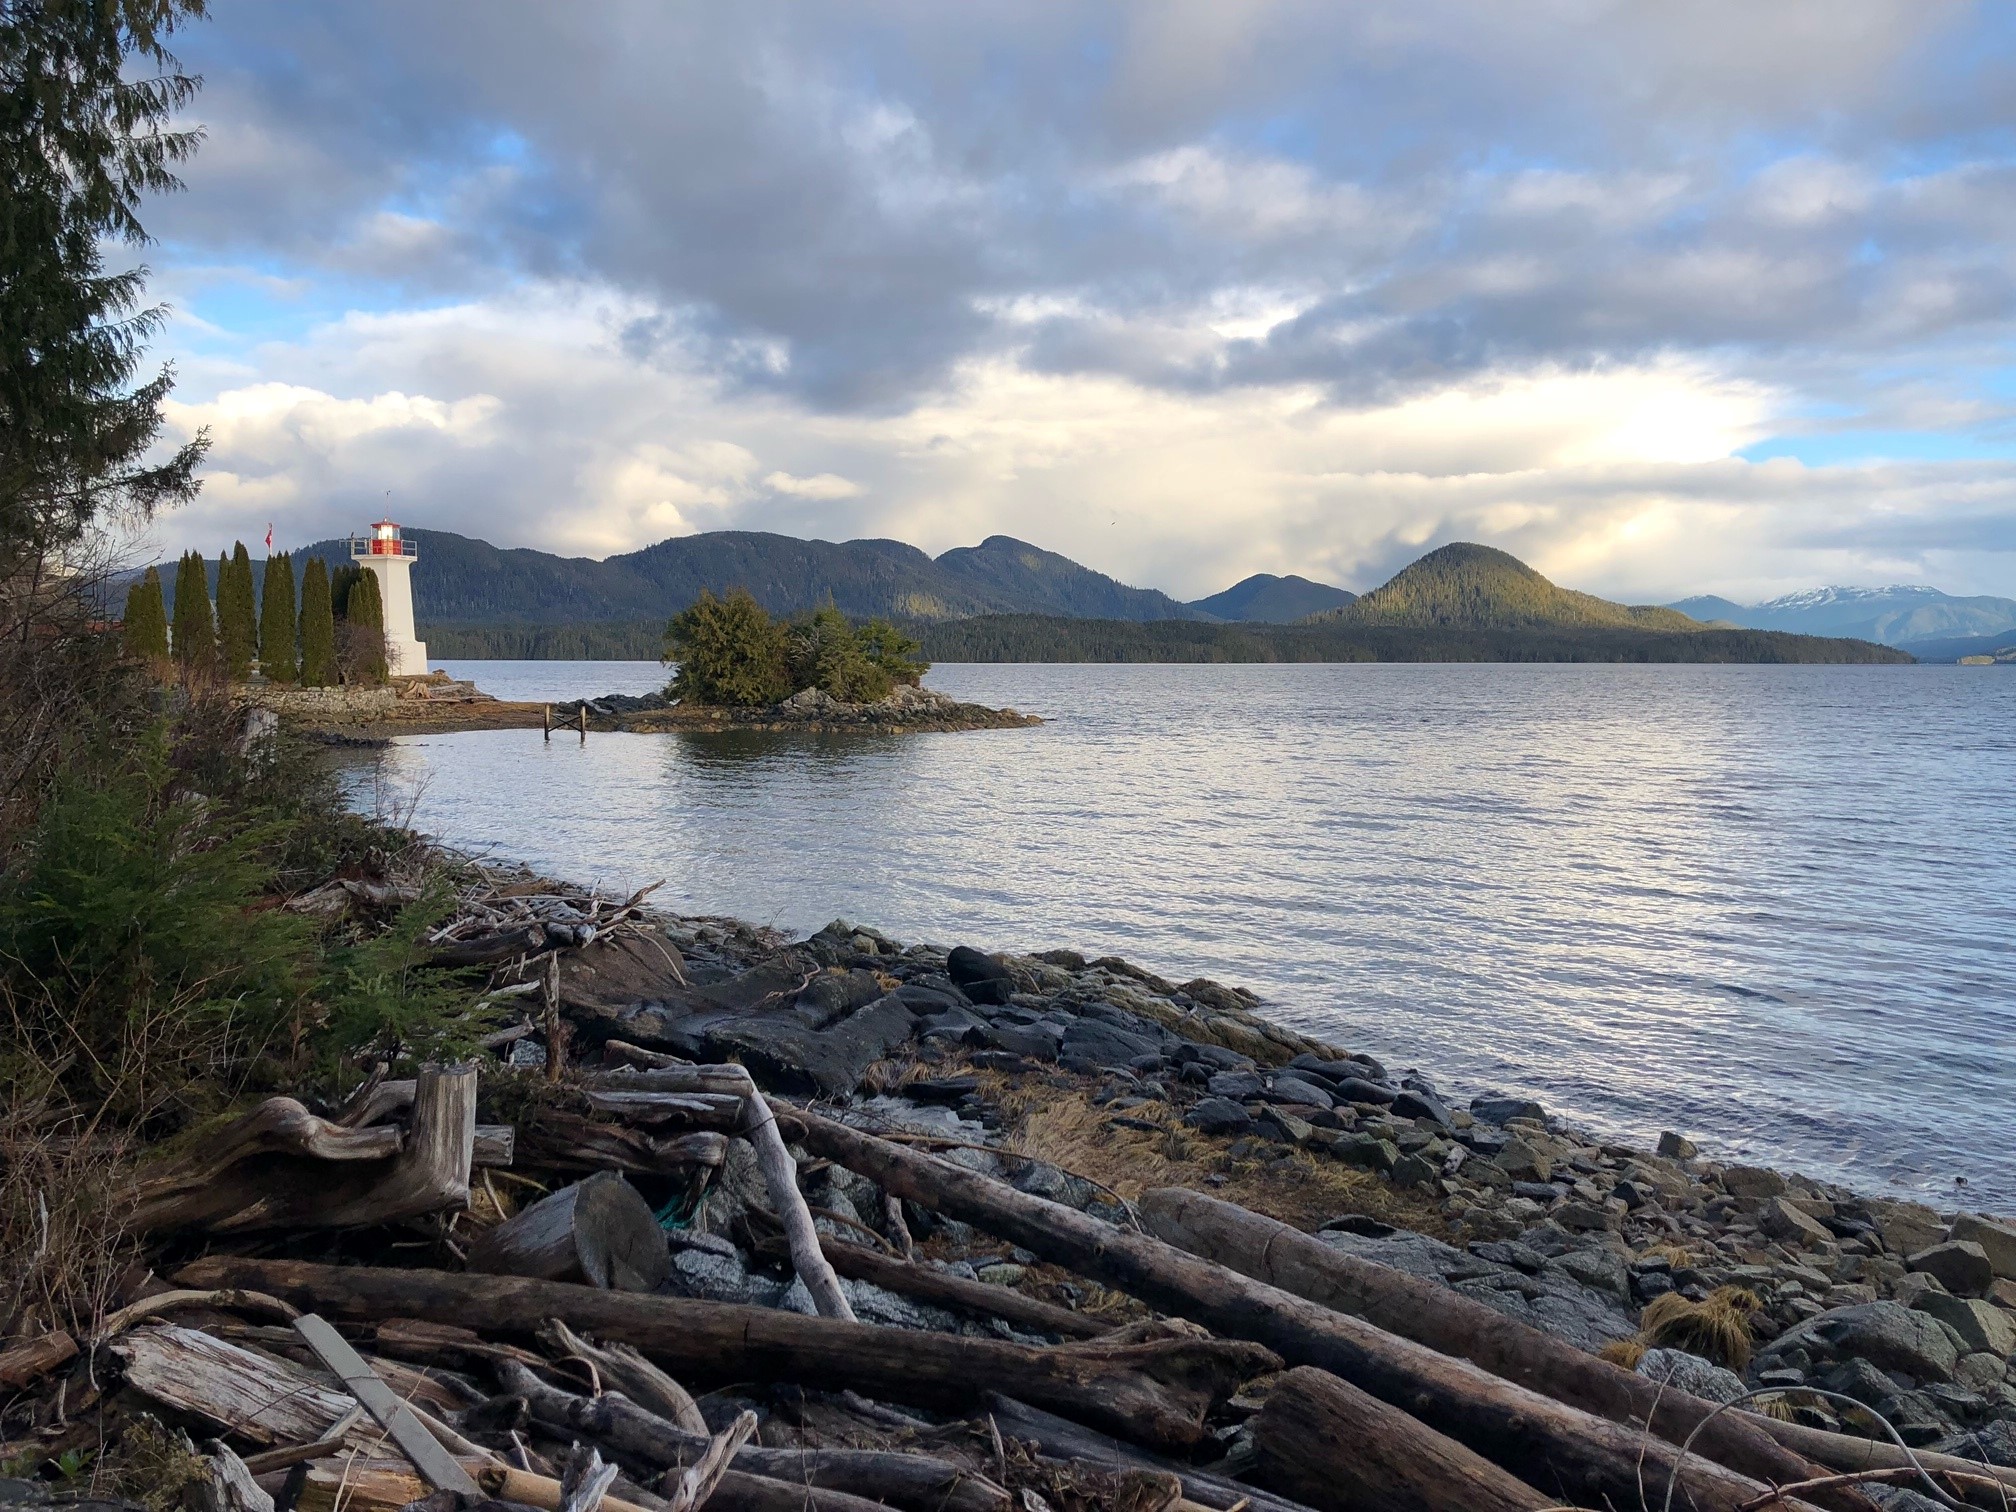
[351,519,428,676]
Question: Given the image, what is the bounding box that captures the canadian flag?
[265,523,274,551]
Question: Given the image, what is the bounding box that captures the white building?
[351,519,428,677]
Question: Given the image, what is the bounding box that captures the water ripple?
[347,660,2016,1208]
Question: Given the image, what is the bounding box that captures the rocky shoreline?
[263,676,1038,742]
[551,903,2016,1476]
[555,682,1040,734]
[17,868,2016,1512]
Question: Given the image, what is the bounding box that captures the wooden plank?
[291,1314,480,1497]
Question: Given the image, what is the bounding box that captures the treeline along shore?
[423,615,1912,664]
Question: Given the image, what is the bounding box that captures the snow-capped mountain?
[1667,585,2016,646]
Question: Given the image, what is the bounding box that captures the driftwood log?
[778,1108,1833,1512]
[540,1320,709,1435]
[132,1064,477,1234]
[804,1236,1109,1339]
[586,1065,854,1320]
[1250,1365,1550,1512]
[518,1113,726,1180]
[1139,1186,1844,1502]
[498,1360,1011,1512]
[1756,1416,2016,1503]
[193,1442,274,1512]
[984,1394,1320,1512]
[468,1171,669,1291]
[175,1255,1276,1450]
[427,924,551,968]
[108,1325,358,1447]
[0,1330,78,1389]
[295,1457,914,1512]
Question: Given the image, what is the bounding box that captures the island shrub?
[856,617,928,686]
[121,567,168,670]
[259,550,297,683]
[665,591,936,706]
[664,588,794,706]
[787,603,892,702]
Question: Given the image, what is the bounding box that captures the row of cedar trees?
[119,544,390,685]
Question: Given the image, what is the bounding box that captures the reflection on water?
[354,660,2016,1206]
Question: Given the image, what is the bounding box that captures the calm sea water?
[349,659,2016,1208]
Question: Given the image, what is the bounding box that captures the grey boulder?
[1637,1347,1748,1405]
[1762,1301,1960,1384]
[1908,1240,1996,1299]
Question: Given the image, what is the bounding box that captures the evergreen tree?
[786,603,890,702]
[298,557,334,686]
[170,550,213,671]
[0,1,210,591]
[664,589,792,707]
[216,540,256,679]
[330,562,362,619]
[342,568,388,684]
[121,565,167,667]
[258,550,297,683]
[856,618,928,686]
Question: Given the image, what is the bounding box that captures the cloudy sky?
[139,0,2016,602]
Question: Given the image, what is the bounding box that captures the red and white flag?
[264,523,274,551]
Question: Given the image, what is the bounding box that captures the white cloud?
[147,278,2016,599]
[763,470,864,499]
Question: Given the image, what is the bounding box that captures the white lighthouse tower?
[351,519,428,677]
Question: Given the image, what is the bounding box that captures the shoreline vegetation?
[422,614,1913,664]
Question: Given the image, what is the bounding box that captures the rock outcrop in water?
[557,681,1040,733]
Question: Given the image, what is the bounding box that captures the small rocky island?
[269,593,1040,739]
[556,682,1038,734]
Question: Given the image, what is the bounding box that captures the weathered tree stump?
[468,1170,669,1291]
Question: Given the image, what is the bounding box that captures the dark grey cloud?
[145,1,2016,414]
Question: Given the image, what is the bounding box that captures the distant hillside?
[1189,573,1357,622]
[916,615,1911,665]
[1898,629,2016,664]
[1667,595,1745,626]
[934,536,1206,620]
[429,613,1913,664]
[153,528,1200,626]
[1312,543,1700,632]
[1664,585,2016,646]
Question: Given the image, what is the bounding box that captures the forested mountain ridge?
[1188,573,1358,622]
[1313,542,1701,632]
[151,527,1202,624]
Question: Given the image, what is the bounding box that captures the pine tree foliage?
[786,603,891,702]
[329,562,361,619]
[258,549,296,683]
[0,0,211,588]
[298,556,334,686]
[121,563,166,666]
[663,591,935,707]
[216,539,255,678]
[855,618,927,687]
[169,549,211,669]
[665,589,791,707]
